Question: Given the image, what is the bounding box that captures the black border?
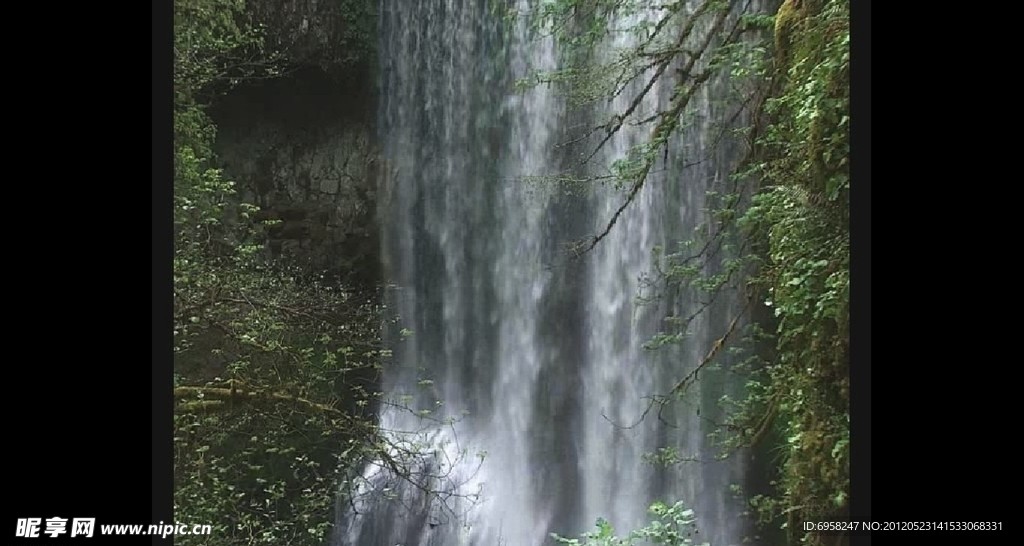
[850,0,871,544]
[152,0,175,544]
[149,2,883,546]
[10,8,165,541]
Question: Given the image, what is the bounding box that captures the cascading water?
[337,1,765,545]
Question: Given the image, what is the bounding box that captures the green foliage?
[174,0,283,108]
[329,0,377,68]
[517,1,850,545]
[246,0,376,72]
[515,0,769,255]
[639,1,851,541]
[172,2,387,544]
[734,3,850,542]
[641,446,690,468]
[764,0,850,205]
[552,501,709,546]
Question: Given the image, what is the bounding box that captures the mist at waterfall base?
[335,2,765,545]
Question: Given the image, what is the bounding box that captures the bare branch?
[575,0,760,257]
[669,297,751,396]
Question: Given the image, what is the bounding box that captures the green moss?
[773,0,805,68]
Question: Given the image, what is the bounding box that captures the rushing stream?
[337,1,764,545]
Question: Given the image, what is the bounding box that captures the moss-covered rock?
[750,2,850,544]
[773,0,805,68]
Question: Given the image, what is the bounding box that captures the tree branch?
[174,385,341,415]
[578,0,759,257]
[670,296,751,396]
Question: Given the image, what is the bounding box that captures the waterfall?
[337,1,764,545]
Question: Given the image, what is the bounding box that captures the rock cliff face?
[245,0,375,76]
[209,1,378,286]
